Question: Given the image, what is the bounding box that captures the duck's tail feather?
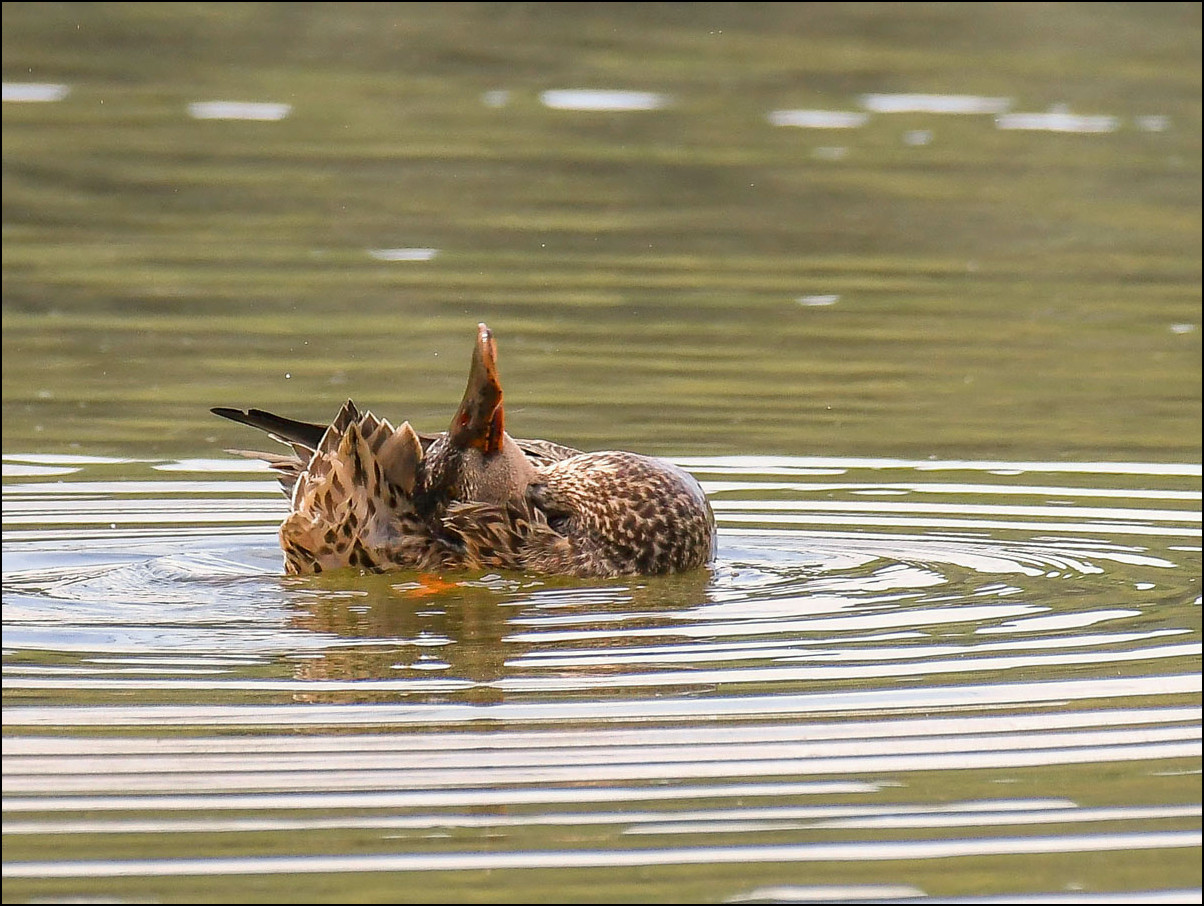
[211,406,328,451]
[282,412,437,574]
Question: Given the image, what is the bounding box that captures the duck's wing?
[514,438,583,468]
[524,451,716,577]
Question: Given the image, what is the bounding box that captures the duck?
[212,323,716,579]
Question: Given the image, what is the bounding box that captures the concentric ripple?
[2,454,1200,902]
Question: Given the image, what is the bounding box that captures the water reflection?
[480,89,511,108]
[186,101,292,121]
[1,81,69,102]
[4,455,1197,690]
[288,576,515,702]
[367,247,440,261]
[995,112,1120,134]
[767,110,869,129]
[539,89,670,111]
[2,455,1199,897]
[860,94,1012,114]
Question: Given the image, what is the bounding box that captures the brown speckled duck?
[213,323,715,578]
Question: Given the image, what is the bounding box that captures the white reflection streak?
[767,110,869,128]
[7,643,1197,695]
[7,479,283,495]
[187,101,291,121]
[977,612,1143,634]
[540,89,668,111]
[627,807,1202,835]
[498,643,1203,691]
[3,526,277,544]
[1,781,877,814]
[4,674,1198,726]
[720,527,1181,570]
[997,112,1119,133]
[702,479,1201,501]
[367,248,439,261]
[2,678,476,693]
[2,799,1079,835]
[2,82,69,102]
[153,458,276,472]
[2,454,131,465]
[3,497,284,525]
[860,93,1012,114]
[712,500,1200,522]
[3,832,1199,878]
[4,741,1199,796]
[511,605,1055,641]
[1,464,80,477]
[718,513,1201,537]
[5,706,1196,755]
[515,630,1187,669]
[671,457,1202,477]
[775,804,1203,831]
[5,727,1198,794]
[729,887,929,904]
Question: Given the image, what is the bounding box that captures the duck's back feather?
[524,451,715,577]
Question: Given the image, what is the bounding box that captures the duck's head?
[428,323,534,504]
[450,323,506,456]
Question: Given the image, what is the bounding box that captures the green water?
[2,3,1201,903]
[3,2,1199,461]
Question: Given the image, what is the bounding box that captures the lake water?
[2,3,1200,903]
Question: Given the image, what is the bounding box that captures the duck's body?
[213,324,715,578]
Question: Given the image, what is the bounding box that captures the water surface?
[3,454,1200,901]
[2,3,1201,903]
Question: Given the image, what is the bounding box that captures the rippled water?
[3,2,1200,901]
[3,454,1199,901]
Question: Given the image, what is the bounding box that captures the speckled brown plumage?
[213,323,715,578]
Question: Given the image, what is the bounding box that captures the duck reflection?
[283,568,714,703]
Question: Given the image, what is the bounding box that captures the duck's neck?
[420,431,535,511]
